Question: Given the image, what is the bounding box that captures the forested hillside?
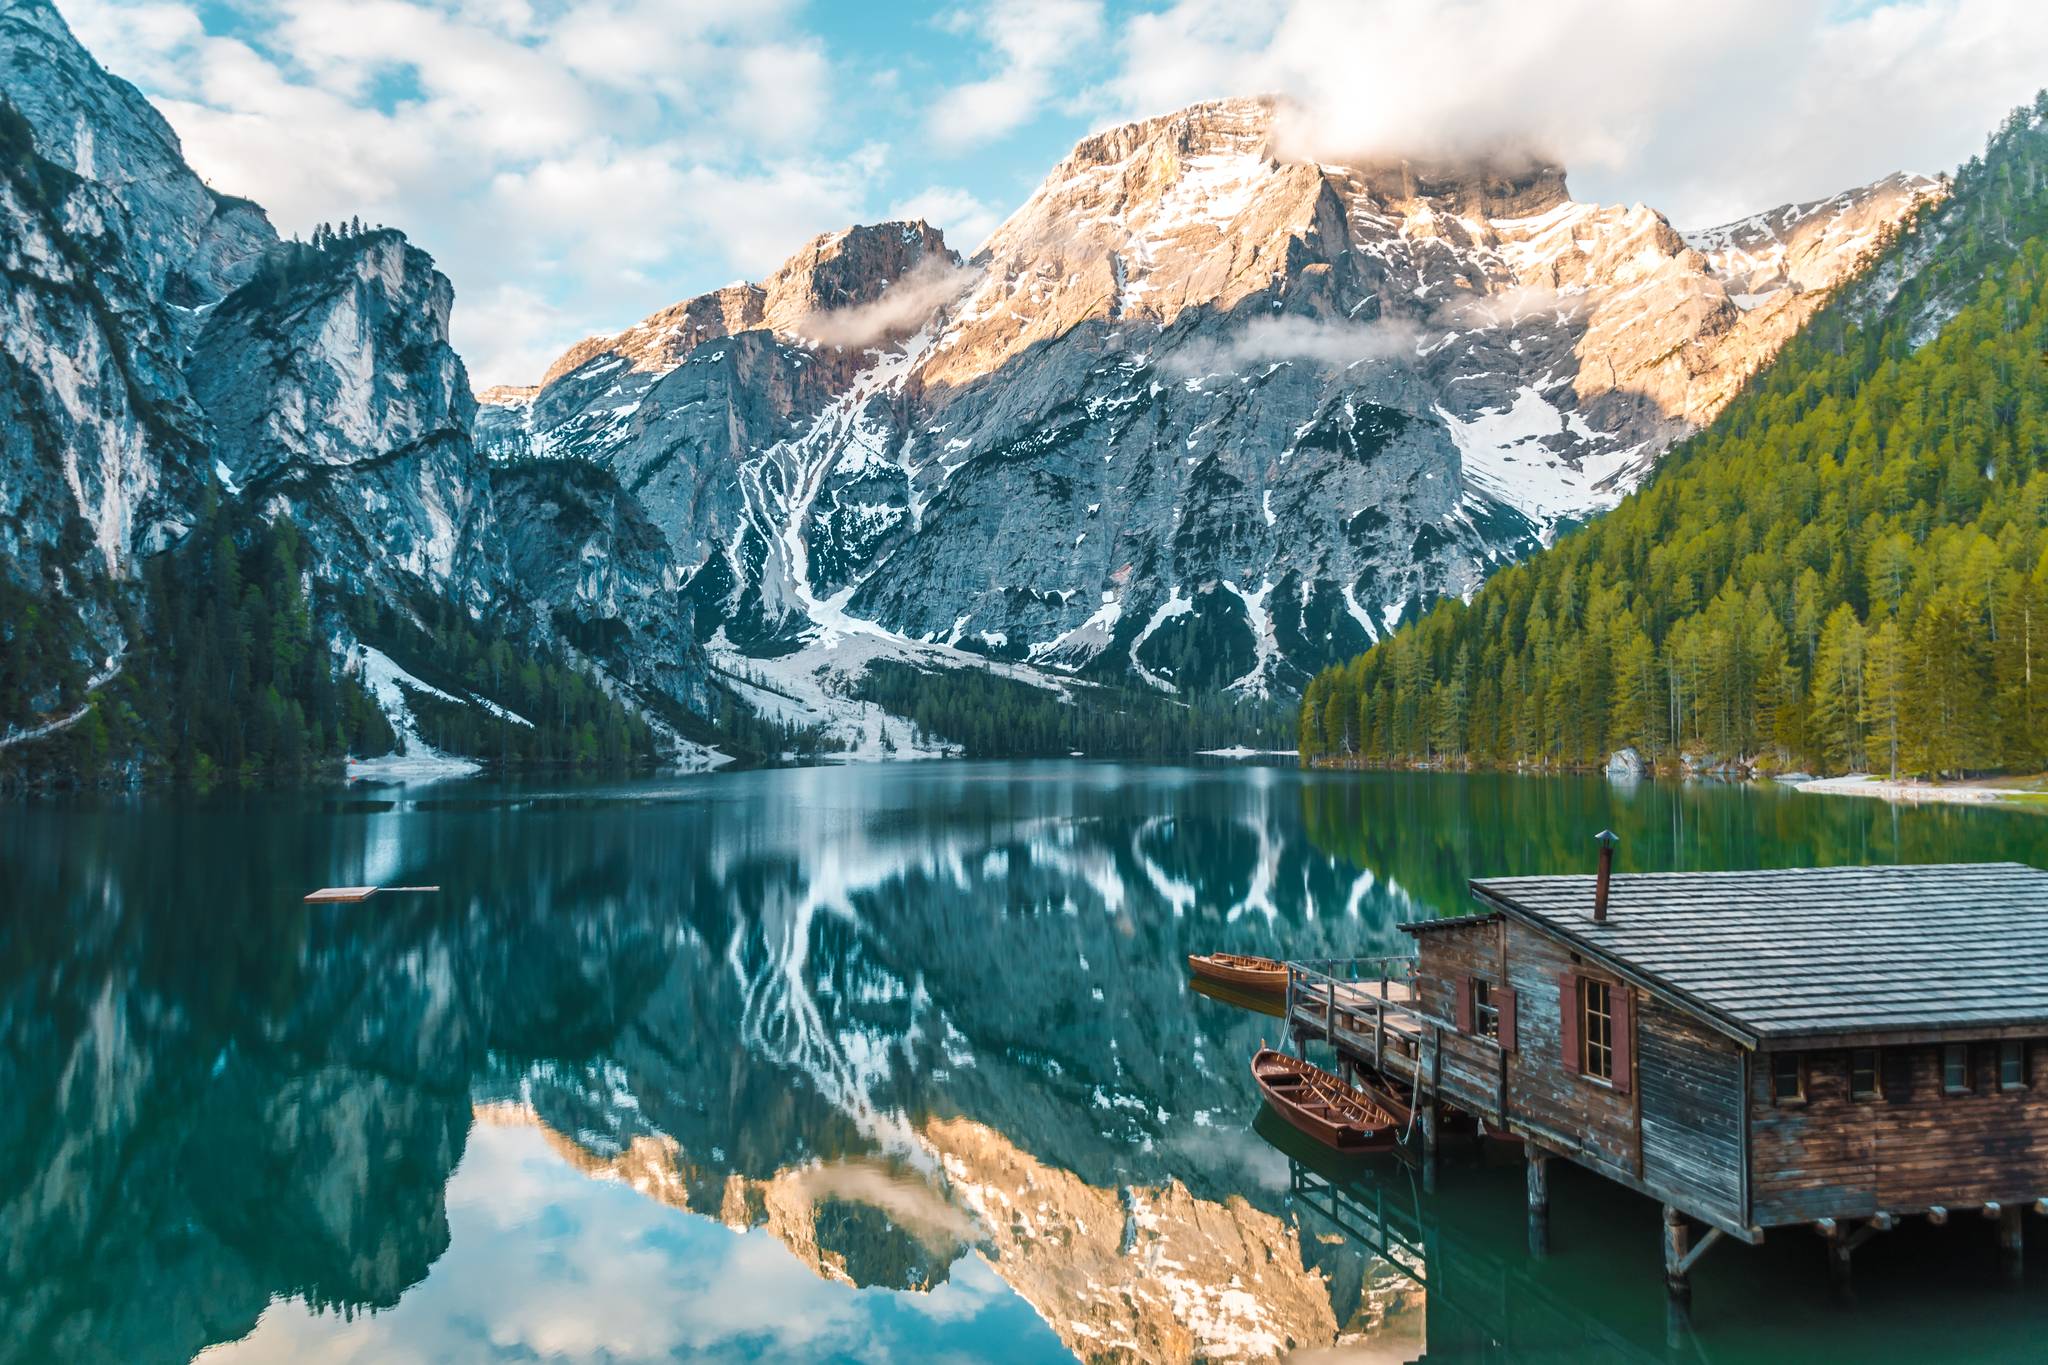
[3,510,396,782]
[854,661,1295,758]
[1301,94,2048,781]
[2,503,659,785]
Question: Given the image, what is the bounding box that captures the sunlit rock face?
[482,96,1935,714]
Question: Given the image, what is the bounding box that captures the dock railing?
[1284,954,1508,1128]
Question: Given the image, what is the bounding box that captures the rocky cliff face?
[1,0,490,633]
[0,0,268,596]
[186,230,505,609]
[481,96,1936,726]
[0,0,698,762]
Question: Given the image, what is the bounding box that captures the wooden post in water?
[1526,1150,1550,1257]
[1818,1220,1853,1297]
[1997,1204,2024,1280]
[1663,1205,1692,1305]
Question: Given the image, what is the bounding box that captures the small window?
[1850,1049,1881,1101]
[1581,979,1614,1082]
[1943,1043,1971,1095]
[1771,1052,1805,1103]
[1999,1040,2026,1090]
[1473,979,1499,1040]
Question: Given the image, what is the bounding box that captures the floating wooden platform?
[303,885,440,903]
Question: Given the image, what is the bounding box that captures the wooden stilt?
[1526,1150,1550,1257]
[1998,1205,2024,1280]
[1821,1222,1853,1298]
[1420,1099,1438,1193]
[1663,1205,1693,1304]
[1665,1294,1693,1350]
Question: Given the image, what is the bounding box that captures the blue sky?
[59,0,2048,387]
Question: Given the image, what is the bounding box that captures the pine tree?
[1808,603,1867,771]
[1862,619,1906,781]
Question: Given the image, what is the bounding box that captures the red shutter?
[1497,985,1518,1052]
[1455,974,1474,1033]
[1612,986,1634,1095]
[1558,972,1579,1072]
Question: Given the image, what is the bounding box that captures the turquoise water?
[3,763,2045,1362]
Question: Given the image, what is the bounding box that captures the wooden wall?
[1497,923,1642,1180]
[1414,922,1638,1181]
[1414,918,1749,1231]
[1748,1040,2048,1226]
[1409,919,1502,1022]
[1637,997,1744,1228]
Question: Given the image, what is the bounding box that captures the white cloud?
[1162,314,1422,377]
[928,0,1103,150]
[57,0,865,386]
[735,41,832,146]
[887,185,1003,253]
[452,282,580,396]
[1097,0,2048,226]
[796,256,981,350]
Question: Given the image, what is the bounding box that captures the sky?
[57,0,2048,389]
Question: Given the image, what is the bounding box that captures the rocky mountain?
[479,97,1937,737]
[2,0,1938,762]
[1,1,469,677]
[0,0,697,774]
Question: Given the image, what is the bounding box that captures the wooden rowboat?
[1187,951,1288,994]
[1251,1049,1398,1151]
[1351,1070,1415,1129]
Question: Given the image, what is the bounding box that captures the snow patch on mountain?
[347,644,483,775]
[1434,389,1645,527]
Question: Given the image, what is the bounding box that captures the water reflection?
[2,764,2045,1362]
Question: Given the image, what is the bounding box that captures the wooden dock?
[1284,958,1517,1182]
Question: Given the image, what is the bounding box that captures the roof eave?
[1757,1016,2048,1049]
[1398,911,1501,935]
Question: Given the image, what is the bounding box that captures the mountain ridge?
[0,1,1956,769]
[474,95,1936,744]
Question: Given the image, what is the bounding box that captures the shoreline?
[1788,774,2039,807]
[1303,755,2048,811]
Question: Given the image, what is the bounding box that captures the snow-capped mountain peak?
[474,96,1938,729]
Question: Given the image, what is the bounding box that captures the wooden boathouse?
[1284,857,2048,1299]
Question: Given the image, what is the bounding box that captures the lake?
[4,762,2046,1363]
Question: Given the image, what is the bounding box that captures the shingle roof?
[1468,862,2048,1042]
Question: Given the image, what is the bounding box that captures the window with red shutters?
[1497,986,1518,1052]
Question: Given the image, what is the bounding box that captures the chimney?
[1593,830,1618,923]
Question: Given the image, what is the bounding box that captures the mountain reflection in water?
[3,762,2047,1363]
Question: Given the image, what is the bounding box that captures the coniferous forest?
[1300,94,2048,781]
[856,659,1296,758]
[1,503,656,784]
